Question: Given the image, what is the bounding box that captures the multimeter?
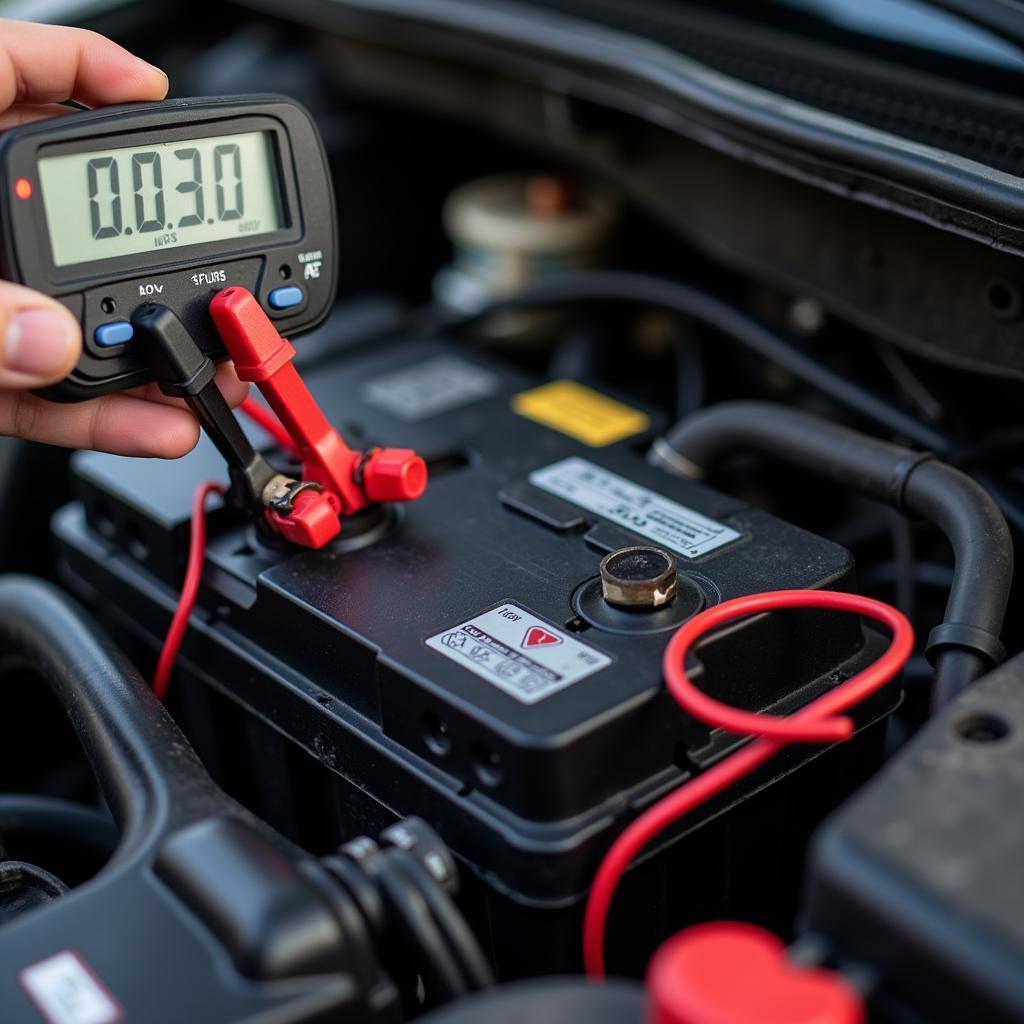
[0,95,336,401]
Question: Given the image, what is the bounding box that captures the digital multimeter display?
[37,130,283,267]
[0,96,337,401]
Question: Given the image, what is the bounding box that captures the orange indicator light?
[14,178,32,200]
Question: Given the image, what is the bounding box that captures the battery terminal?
[132,289,426,551]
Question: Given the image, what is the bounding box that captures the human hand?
[0,20,247,456]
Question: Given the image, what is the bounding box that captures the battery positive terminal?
[132,291,427,552]
[210,286,427,519]
[600,546,678,609]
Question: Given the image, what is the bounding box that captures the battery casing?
[54,335,897,977]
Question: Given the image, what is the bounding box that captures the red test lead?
[210,287,428,516]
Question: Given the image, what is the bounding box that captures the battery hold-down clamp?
[132,287,426,549]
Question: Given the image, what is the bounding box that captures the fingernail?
[6,309,74,378]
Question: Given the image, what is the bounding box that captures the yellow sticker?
[511,379,650,447]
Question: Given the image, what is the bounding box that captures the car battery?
[53,333,898,978]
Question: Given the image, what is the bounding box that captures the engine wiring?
[582,590,913,978]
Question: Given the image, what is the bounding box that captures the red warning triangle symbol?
[523,626,563,649]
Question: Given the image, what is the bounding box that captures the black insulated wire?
[400,858,495,992]
[652,401,1012,706]
[447,270,950,452]
[374,855,469,1005]
[0,579,487,1000]
[321,828,493,1008]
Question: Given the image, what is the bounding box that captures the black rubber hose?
[448,270,949,452]
[449,271,1024,531]
[0,576,229,865]
[654,402,1012,705]
[0,795,118,862]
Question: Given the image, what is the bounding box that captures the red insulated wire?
[152,482,226,703]
[582,589,913,979]
[239,395,300,457]
[154,399,299,701]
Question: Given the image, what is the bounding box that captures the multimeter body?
[0,95,336,401]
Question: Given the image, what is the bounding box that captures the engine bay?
[2,2,1024,1022]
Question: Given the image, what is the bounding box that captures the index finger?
[0,19,168,109]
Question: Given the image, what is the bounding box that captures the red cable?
[582,589,913,979]
[152,482,226,703]
[239,395,300,457]
[154,394,313,700]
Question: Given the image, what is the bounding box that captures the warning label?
[425,603,611,704]
[529,457,742,559]
[362,355,501,421]
[512,379,649,447]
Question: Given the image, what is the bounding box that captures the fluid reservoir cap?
[600,546,677,608]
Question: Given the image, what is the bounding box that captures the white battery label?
[362,355,500,421]
[19,951,121,1024]
[426,603,612,704]
[529,457,742,559]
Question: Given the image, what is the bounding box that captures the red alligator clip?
[209,287,427,543]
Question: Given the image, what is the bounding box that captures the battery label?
[425,603,612,704]
[529,457,741,559]
[362,355,500,420]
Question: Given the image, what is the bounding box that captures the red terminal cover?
[646,922,864,1024]
[266,490,342,550]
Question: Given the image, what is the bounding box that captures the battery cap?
[647,922,864,1024]
[361,448,428,503]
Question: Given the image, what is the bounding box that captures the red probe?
[210,287,427,544]
[582,589,913,1001]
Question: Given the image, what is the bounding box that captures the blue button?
[94,321,134,347]
[268,286,304,310]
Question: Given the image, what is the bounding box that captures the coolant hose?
[651,402,1012,706]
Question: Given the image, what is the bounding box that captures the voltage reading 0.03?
[38,130,283,267]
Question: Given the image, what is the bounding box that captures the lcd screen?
[38,130,283,267]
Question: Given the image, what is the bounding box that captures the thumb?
[0,280,81,389]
